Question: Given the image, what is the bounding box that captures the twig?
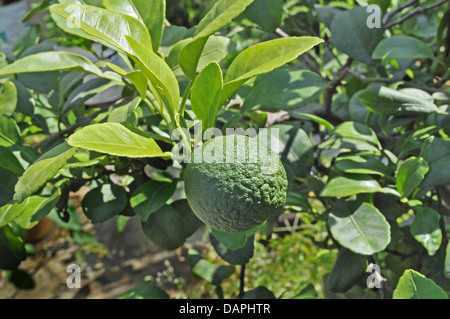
[322,58,353,114]
[383,0,419,25]
[384,0,447,29]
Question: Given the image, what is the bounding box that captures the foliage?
[0,0,450,299]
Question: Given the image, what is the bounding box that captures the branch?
[322,58,353,114]
[382,0,419,25]
[384,0,447,29]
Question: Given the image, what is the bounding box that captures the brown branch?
[322,58,353,114]
[384,0,447,29]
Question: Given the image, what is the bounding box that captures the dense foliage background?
[0,0,449,299]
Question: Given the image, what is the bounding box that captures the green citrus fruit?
[183,134,288,233]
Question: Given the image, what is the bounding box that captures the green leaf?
[68,123,168,158]
[63,77,119,116]
[170,199,203,238]
[289,112,334,131]
[221,36,323,105]
[411,207,442,256]
[396,157,429,198]
[141,204,186,250]
[188,248,235,286]
[373,36,434,60]
[244,0,283,32]
[103,0,166,52]
[108,97,141,125]
[265,123,314,178]
[13,25,41,58]
[118,284,170,299]
[50,3,152,56]
[321,174,383,197]
[0,146,24,175]
[315,5,343,29]
[358,86,438,116]
[210,228,248,250]
[0,81,17,116]
[418,137,450,191]
[328,248,367,293]
[0,115,21,148]
[334,154,390,177]
[126,36,179,117]
[328,201,391,255]
[191,62,223,129]
[130,180,177,221]
[0,169,19,207]
[14,143,77,203]
[175,35,233,77]
[0,226,27,270]
[1,191,60,229]
[82,184,128,224]
[393,269,448,299]
[241,68,329,113]
[330,6,383,64]
[210,233,254,265]
[319,121,381,152]
[178,0,253,79]
[0,51,103,78]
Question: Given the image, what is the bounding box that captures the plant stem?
[237,264,246,299]
[384,0,447,29]
[179,79,195,117]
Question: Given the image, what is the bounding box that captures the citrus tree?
[0,0,449,299]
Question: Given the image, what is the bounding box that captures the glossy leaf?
[321,174,383,197]
[0,51,103,77]
[68,123,168,158]
[103,0,166,51]
[444,242,450,279]
[411,207,442,256]
[190,62,223,129]
[358,86,438,116]
[14,143,77,203]
[82,184,128,224]
[50,3,151,55]
[334,154,390,177]
[179,0,253,78]
[0,115,22,148]
[221,36,323,105]
[126,36,179,116]
[328,201,391,255]
[373,36,434,60]
[174,35,233,77]
[393,269,448,299]
[419,137,450,190]
[130,180,177,221]
[396,157,429,198]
